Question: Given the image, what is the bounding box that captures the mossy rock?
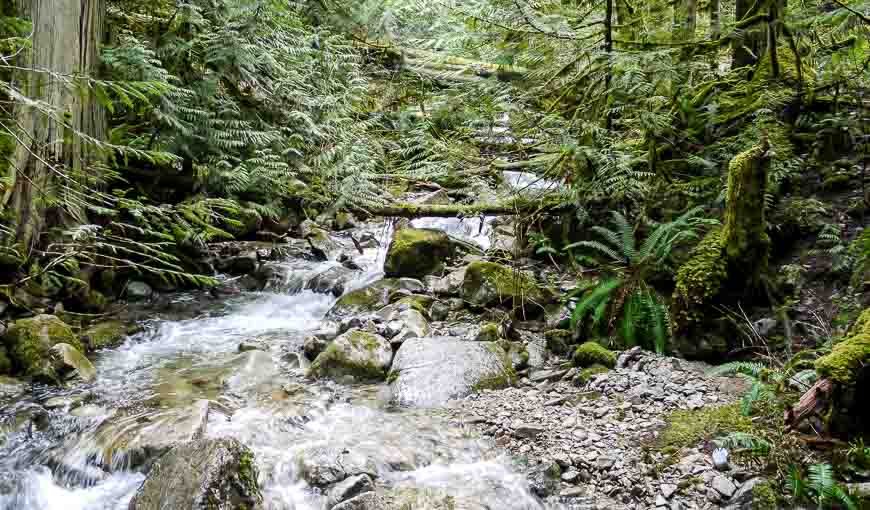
[475,323,500,342]
[576,364,610,385]
[83,320,138,350]
[572,341,616,368]
[384,228,455,278]
[308,329,392,381]
[543,329,572,356]
[4,314,83,383]
[327,278,424,318]
[461,261,549,308]
[391,294,435,316]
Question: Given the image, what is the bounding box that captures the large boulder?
[308,329,392,381]
[384,228,455,278]
[327,279,425,318]
[294,444,378,487]
[128,437,262,510]
[307,265,357,297]
[3,315,84,383]
[301,220,340,260]
[389,338,515,407]
[460,261,549,308]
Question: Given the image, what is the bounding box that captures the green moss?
[674,228,728,326]
[476,323,500,342]
[82,320,135,350]
[572,341,616,368]
[461,261,548,307]
[4,314,82,382]
[849,228,870,289]
[723,146,770,269]
[384,228,454,278]
[655,403,753,453]
[392,294,434,315]
[308,330,388,381]
[576,364,610,385]
[821,173,852,192]
[815,332,870,385]
[543,329,572,355]
[751,480,779,510]
[330,279,405,316]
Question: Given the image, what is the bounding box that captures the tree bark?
[709,0,721,71]
[1,0,106,254]
[732,0,765,69]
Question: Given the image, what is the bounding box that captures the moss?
[476,322,500,342]
[392,294,434,315]
[654,403,753,453]
[543,329,572,355]
[849,228,870,289]
[751,480,779,510]
[770,198,828,234]
[308,330,388,381]
[4,314,82,382]
[815,332,870,385]
[572,341,616,368]
[723,146,770,270]
[821,173,852,192]
[384,228,454,278]
[461,261,548,307]
[673,228,728,327]
[576,364,610,385]
[330,279,405,316]
[82,320,134,350]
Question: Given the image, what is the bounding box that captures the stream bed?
[0,218,564,510]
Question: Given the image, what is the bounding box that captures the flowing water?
[0,219,564,510]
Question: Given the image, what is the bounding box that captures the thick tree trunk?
[673,0,697,41]
[1,0,106,253]
[732,0,765,69]
[709,0,721,71]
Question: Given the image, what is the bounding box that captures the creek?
[0,212,562,510]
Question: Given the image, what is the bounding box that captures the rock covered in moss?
[475,322,501,342]
[461,261,548,307]
[82,320,135,350]
[575,364,610,386]
[389,337,515,407]
[384,228,455,278]
[300,219,339,260]
[128,437,262,510]
[543,329,572,356]
[327,279,425,318]
[572,342,616,368]
[4,314,84,383]
[51,343,96,382]
[308,329,392,381]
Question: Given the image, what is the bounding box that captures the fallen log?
[363,198,564,218]
[785,378,833,429]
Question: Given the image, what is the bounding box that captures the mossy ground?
[653,403,753,455]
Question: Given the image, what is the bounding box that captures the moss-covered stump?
[461,261,549,308]
[4,314,84,383]
[308,329,392,381]
[815,309,870,386]
[384,228,455,278]
[572,342,616,368]
[82,320,137,350]
[128,438,262,510]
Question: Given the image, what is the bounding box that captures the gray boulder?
[125,281,153,301]
[327,279,425,319]
[128,437,261,510]
[326,474,375,508]
[389,338,515,407]
[307,265,358,297]
[294,445,377,487]
[308,329,392,381]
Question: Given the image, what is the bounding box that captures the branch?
[830,0,870,25]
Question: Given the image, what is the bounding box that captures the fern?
[714,431,773,456]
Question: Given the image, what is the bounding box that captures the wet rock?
[128,437,261,510]
[725,477,764,509]
[304,335,329,360]
[527,461,561,498]
[4,314,84,383]
[0,376,25,399]
[308,266,356,297]
[295,445,377,487]
[384,228,455,278]
[81,320,135,350]
[327,474,375,508]
[301,220,340,260]
[308,329,392,381]
[513,422,545,438]
[220,253,257,275]
[332,492,381,510]
[389,338,515,407]
[424,267,466,296]
[327,279,424,318]
[475,323,501,342]
[543,329,572,356]
[429,301,450,321]
[125,281,153,301]
[461,261,549,308]
[52,343,96,382]
[334,212,358,231]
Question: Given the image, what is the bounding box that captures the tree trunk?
[673,0,697,41]
[732,0,765,69]
[1,0,106,254]
[709,0,721,71]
